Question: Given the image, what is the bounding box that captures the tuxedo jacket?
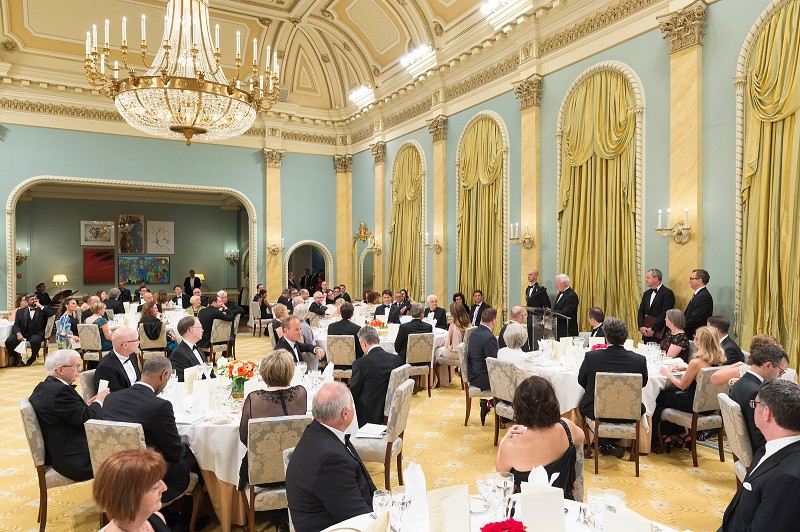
[278,295,294,313]
[340,292,352,303]
[590,325,605,338]
[349,347,403,426]
[286,420,376,532]
[35,290,52,307]
[552,288,579,339]
[374,304,400,324]
[637,285,675,339]
[12,305,54,338]
[274,336,319,364]
[172,293,191,309]
[326,319,364,360]
[102,383,194,502]
[299,275,310,289]
[424,307,448,330]
[684,286,713,339]
[722,336,745,365]
[309,301,328,316]
[119,287,132,303]
[169,341,216,382]
[29,376,103,482]
[197,306,234,348]
[577,345,648,420]
[93,351,141,392]
[498,322,530,352]
[720,440,800,531]
[288,278,297,290]
[467,324,498,391]
[525,283,551,311]
[469,302,490,326]
[394,319,433,363]
[728,372,765,451]
[105,298,125,314]
[183,276,201,294]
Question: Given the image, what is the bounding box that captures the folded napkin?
[518,466,565,532]
[322,362,335,383]
[404,461,428,522]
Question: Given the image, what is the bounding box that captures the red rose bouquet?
[480,518,526,532]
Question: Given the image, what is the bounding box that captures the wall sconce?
[224,248,240,265]
[656,208,691,245]
[424,232,442,255]
[52,274,68,289]
[267,238,285,256]
[509,223,533,249]
[195,273,205,284]
[16,246,29,266]
[367,239,382,256]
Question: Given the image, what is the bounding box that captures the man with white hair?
[218,289,244,339]
[498,306,530,351]
[286,382,375,531]
[424,294,448,330]
[29,349,109,481]
[552,273,579,339]
[105,287,125,314]
[309,291,329,317]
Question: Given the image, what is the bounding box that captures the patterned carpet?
[0,334,735,531]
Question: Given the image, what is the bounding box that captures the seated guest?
[707,315,745,365]
[394,302,433,364]
[156,290,170,310]
[56,297,80,349]
[350,326,403,426]
[374,290,400,324]
[255,289,273,319]
[497,322,531,368]
[293,303,315,345]
[578,317,648,458]
[498,306,530,351]
[325,289,336,305]
[5,292,56,366]
[362,290,381,315]
[452,292,470,314]
[238,349,307,490]
[434,302,471,387]
[105,288,125,314]
[217,290,244,322]
[395,291,410,316]
[92,449,170,532]
[81,295,100,322]
[286,382,375,532]
[169,316,214,382]
[660,308,691,363]
[79,293,92,316]
[275,315,326,368]
[192,287,208,306]
[172,285,190,309]
[339,284,352,303]
[496,376,585,499]
[299,289,311,302]
[469,290,491,327]
[326,302,364,363]
[34,282,52,307]
[103,357,200,503]
[309,291,328,318]
[132,286,148,304]
[253,283,265,301]
[710,334,792,386]
[138,301,177,353]
[136,291,162,314]
[468,308,499,424]
[9,293,28,323]
[277,289,293,312]
[118,281,132,303]
[587,307,605,338]
[330,298,346,318]
[29,349,109,482]
[720,379,800,531]
[85,300,113,352]
[652,326,726,452]
[270,304,289,343]
[188,295,204,317]
[97,290,108,302]
[424,294,448,330]
[94,327,142,392]
[196,294,234,348]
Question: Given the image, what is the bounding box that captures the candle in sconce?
[684,208,689,225]
[122,17,127,43]
[141,15,146,42]
[525,223,529,235]
[104,19,109,47]
[236,31,241,56]
[658,209,662,228]
[215,24,219,50]
[85,32,91,56]
[92,24,98,49]
[515,223,519,238]
[281,238,285,248]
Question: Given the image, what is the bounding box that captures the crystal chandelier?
[84,0,280,145]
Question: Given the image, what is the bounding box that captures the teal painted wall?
[351,150,377,296]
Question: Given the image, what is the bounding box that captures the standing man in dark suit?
[287,272,298,290]
[286,382,375,532]
[300,269,311,290]
[498,306,529,351]
[552,274,579,339]
[34,283,52,307]
[117,281,132,303]
[577,318,648,458]
[326,302,364,362]
[93,327,142,392]
[172,285,190,309]
[707,315,745,365]
[275,315,327,367]
[469,290,491,326]
[349,326,403,426]
[183,269,201,294]
[637,268,675,343]
[170,316,216,382]
[468,308,499,424]
[728,344,789,452]
[684,268,713,339]
[525,269,551,349]
[424,295,448,330]
[29,349,110,481]
[196,295,235,348]
[587,307,605,338]
[105,288,125,314]
[374,290,401,324]
[102,357,200,503]
[5,293,55,366]
[720,379,800,531]
[394,303,433,364]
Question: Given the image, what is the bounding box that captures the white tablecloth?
[315,323,448,354]
[0,319,12,339]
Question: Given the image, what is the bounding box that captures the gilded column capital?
[333,154,353,173]
[514,75,543,111]
[658,0,708,54]
[428,115,448,142]
[263,149,285,168]
[370,142,386,164]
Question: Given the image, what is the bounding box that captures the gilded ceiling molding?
[308,14,375,85]
[445,53,520,102]
[333,154,353,173]
[2,40,18,52]
[0,97,123,122]
[514,75,543,111]
[352,123,375,143]
[408,0,435,44]
[539,0,660,56]
[428,115,448,142]
[371,142,387,164]
[658,0,708,54]
[263,149,285,168]
[384,99,432,129]
[245,127,267,137]
[282,130,337,145]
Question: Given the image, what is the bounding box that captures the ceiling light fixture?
[348,83,375,109]
[400,44,436,79]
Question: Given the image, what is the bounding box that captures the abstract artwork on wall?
[84,248,116,285]
[117,213,145,254]
[80,220,115,246]
[146,221,174,254]
[117,256,170,284]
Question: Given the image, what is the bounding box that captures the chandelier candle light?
[84,0,280,145]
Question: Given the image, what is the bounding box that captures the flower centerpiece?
[480,518,526,532]
[367,319,387,328]
[223,360,258,399]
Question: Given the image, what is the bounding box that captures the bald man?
[499,306,530,351]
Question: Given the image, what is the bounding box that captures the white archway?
[283,240,334,290]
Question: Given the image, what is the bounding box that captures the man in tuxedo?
[552,274,579,339]
[34,282,52,307]
[525,269,551,349]
[349,326,403,426]
[468,308,499,424]
[300,269,311,290]
[326,302,364,363]
[117,281,132,303]
[183,269,201,294]
[309,291,329,318]
[5,293,55,366]
[685,268,713,339]
[338,284,352,303]
[136,291,162,314]
[170,316,216,382]
[102,357,200,503]
[707,315,745,365]
[132,282,148,303]
[729,344,789,452]
[424,294,448,330]
[374,290,401,324]
[394,291,411,316]
[587,307,605,338]
[252,283,265,302]
[498,306,530,351]
[286,382,375,532]
[172,285,190,309]
[105,288,125,314]
[277,288,294,313]
[192,287,208,306]
[196,294,234,348]
[29,349,110,481]
[720,379,800,531]
[469,290,490,326]
[637,268,675,343]
[287,272,297,290]
[578,318,648,458]
[93,327,141,392]
[275,315,326,368]
[394,303,433,364]
[218,290,244,338]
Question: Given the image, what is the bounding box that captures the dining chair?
[486,358,523,446]
[573,441,585,502]
[79,369,97,402]
[308,312,323,328]
[352,379,414,490]
[250,301,269,337]
[137,323,167,366]
[327,335,357,380]
[659,367,727,467]
[20,399,83,532]
[41,315,56,360]
[228,314,242,360]
[104,309,114,321]
[202,318,232,364]
[586,372,643,476]
[435,345,460,386]
[384,364,411,423]
[282,448,296,532]
[241,415,312,532]
[267,321,276,344]
[77,323,104,370]
[406,333,435,396]
[718,392,753,488]
[458,327,492,426]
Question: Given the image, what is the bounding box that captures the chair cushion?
[45,466,77,489]
[438,356,460,366]
[353,436,403,463]
[661,409,722,430]
[585,418,637,439]
[408,366,429,377]
[333,369,353,379]
[494,401,515,420]
[468,386,493,398]
[252,486,288,511]
[162,472,199,506]
[83,352,101,362]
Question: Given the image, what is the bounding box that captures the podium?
[525,307,572,345]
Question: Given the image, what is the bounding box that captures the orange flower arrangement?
[367,319,387,328]
[223,360,257,379]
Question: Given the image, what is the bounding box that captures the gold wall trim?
[352,123,375,143]
[333,154,354,173]
[371,142,387,164]
[281,130,338,145]
[384,99,433,130]
[658,0,708,54]
[445,53,520,102]
[428,115,448,142]
[0,97,123,122]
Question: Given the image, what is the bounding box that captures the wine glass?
[296,361,307,377]
[373,489,391,518]
[201,362,212,380]
[496,471,514,519]
[390,485,412,532]
[587,487,605,530]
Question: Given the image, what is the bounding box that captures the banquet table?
[0,319,13,367]
[315,322,448,354]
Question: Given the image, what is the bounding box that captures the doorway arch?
[283,240,334,290]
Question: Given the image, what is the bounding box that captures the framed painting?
[117,213,145,254]
[80,220,115,246]
[146,221,174,254]
[84,248,115,285]
[117,255,170,284]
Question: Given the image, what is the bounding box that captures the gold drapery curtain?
[387,145,424,301]
[456,116,505,320]
[558,69,640,332]
[739,0,800,367]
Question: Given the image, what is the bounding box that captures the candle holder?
[267,239,285,256]
[509,223,534,249]
[655,209,692,245]
[424,233,442,255]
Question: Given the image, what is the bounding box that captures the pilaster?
[428,116,448,299]
[334,155,354,289]
[371,142,387,291]
[264,149,284,297]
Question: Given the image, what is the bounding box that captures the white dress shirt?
[183,341,205,366]
[116,351,137,386]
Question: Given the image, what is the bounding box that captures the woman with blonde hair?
[270,303,289,344]
[652,326,726,452]
[84,300,113,351]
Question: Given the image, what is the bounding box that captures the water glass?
[587,487,605,530]
[373,489,391,517]
[496,471,514,519]
[390,485,411,532]
[296,362,307,377]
